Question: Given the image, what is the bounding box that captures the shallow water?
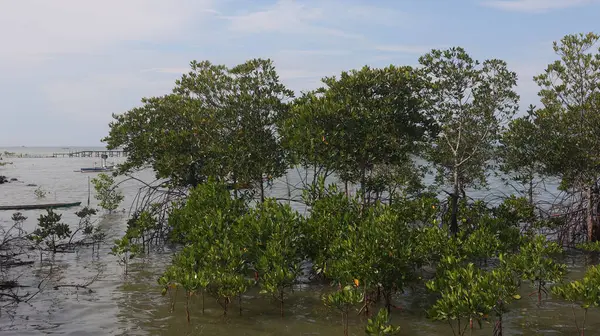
[0,147,596,335]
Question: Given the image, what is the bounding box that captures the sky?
[1,0,599,147]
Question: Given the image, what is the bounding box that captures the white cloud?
[42,73,175,119]
[482,0,595,12]
[0,0,215,61]
[226,0,321,33]
[340,5,411,27]
[225,0,363,39]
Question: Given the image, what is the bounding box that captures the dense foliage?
[92,31,600,335]
[280,65,436,200]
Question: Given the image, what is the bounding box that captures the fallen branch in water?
[0,281,29,290]
[53,270,102,293]
[2,260,34,268]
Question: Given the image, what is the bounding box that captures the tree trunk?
[587,187,594,242]
[233,175,238,199]
[528,174,534,205]
[450,168,460,235]
[186,292,191,323]
[384,290,392,314]
[259,177,265,203]
[361,167,367,206]
[312,165,318,200]
[343,311,349,336]
[280,291,284,317]
[494,314,503,336]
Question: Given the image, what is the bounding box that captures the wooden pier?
[51,150,127,158]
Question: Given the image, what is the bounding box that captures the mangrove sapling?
[462,225,501,267]
[511,235,566,305]
[76,207,106,255]
[577,241,600,265]
[427,262,485,336]
[165,181,251,316]
[66,207,100,248]
[323,284,364,336]
[2,212,28,253]
[159,267,180,313]
[256,241,301,317]
[109,236,140,276]
[1,213,31,275]
[202,236,251,316]
[29,209,71,257]
[365,308,401,336]
[552,264,600,336]
[168,179,248,246]
[492,196,537,251]
[34,186,47,199]
[414,224,463,270]
[460,204,525,265]
[246,199,304,317]
[91,173,124,213]
[426,261,520,336]
[124,211,157,254]
[303,188,361,280]
[323,198,434,317]
[158,250,209,323]
[487,255,522,336]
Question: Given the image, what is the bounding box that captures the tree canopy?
[280,65,436,200]
[419,47,519,233]
[104,59,293,196]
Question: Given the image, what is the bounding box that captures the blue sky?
[1,0,599,146]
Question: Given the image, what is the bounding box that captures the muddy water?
[0,147,596,335]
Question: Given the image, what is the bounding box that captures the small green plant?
[67,207,104,252]
[246,200,304,317]
[160,180,251,317]
[323,284,364,336]
[365,308,401,335]
[30,209,71,256]
[577,241,600,253]
[427,259,521,336]
[34,186,47,199]
[158,248,209,323]
[552,264,600,336]
[124,211,157,253]
[91,173,124,213]
[511,235,566,305]
[10,212,27,227]
[110,236,140,276]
